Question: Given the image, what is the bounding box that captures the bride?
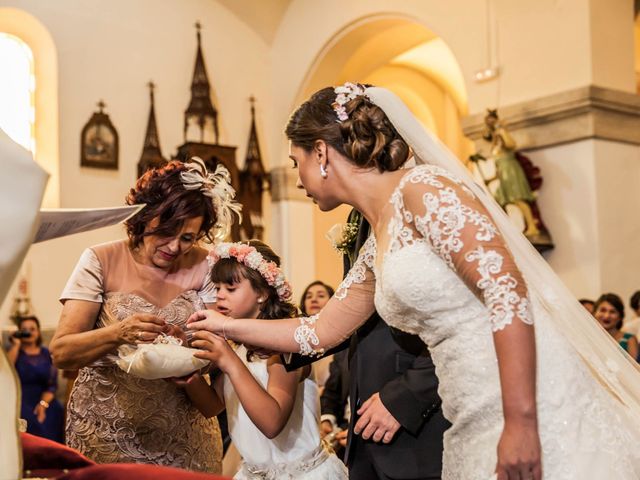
[189,83,640,480]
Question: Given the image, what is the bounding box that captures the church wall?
[0,0,272,328]
[526,140,602,299]
[1,0,637,328]
[272,0,638,304]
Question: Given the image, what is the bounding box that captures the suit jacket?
[289,211,449,478]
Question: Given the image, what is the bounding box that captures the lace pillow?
[116,334,209,380]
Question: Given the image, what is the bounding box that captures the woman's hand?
[33,402,47,424]
[495,419,542,480]
[191,331,236,373]
[165,324,188,345]
[187,310,228,335]
[116,313,167,345]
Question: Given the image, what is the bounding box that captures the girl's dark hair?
[18,315,42,346]
[595,293,625,329]
[211,240,298,321]
[285,86,410,172]
[299,280,335,316]
[125,160,217,249]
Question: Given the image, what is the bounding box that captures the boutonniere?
[326,222,359,256]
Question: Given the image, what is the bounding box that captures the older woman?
[50,158,239,472]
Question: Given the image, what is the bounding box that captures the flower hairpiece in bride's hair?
[209,242,293,302]
[180,157,242,241]
[332,82,367,122]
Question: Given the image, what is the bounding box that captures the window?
[0,32,35,153]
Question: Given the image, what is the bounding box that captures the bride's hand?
[495,420,542,480]
[187,310,228,334]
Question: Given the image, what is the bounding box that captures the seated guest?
[6,315,64,443]
[622,290,640,340]
[578,298,595,315]
[595,293,638,359]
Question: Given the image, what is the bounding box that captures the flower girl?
[183,240,347,479]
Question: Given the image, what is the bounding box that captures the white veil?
[365,86,640,422]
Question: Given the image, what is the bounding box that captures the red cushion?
[21,433,228,479]
[21,432,94,476]
[57,464,229,479]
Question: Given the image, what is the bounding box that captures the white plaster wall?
[528,139,640,302]
[267,0,632,170]
[593,140,640,301]
[527,141,602,298]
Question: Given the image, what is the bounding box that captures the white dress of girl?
[223,345,347,480]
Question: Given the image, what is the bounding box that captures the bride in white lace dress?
[189,84,640,480]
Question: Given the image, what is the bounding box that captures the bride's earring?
[320,164,328,178]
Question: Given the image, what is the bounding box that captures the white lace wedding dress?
[320,164,640,479]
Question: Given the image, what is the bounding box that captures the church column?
[269,166,316,300]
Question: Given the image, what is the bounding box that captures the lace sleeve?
[399,166,532,332]
[294,236,377,356]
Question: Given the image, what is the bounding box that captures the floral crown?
[331,82,367,122]
[209,242,293,302]
[180,157,242,241]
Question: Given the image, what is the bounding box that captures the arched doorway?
[295,15,471,286]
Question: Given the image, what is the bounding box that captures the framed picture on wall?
[80,100,119,170]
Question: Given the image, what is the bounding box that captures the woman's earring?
[320,164,328,178]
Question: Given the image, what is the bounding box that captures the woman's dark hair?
[285,85,410,172]
[125,160,217,249]
[299,281,335,316]
[595,293,625,329]
[578,298,594,308]
[630,291,640,312]
[18,315,42,346]
[211,240,298,321]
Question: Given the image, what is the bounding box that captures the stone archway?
[293,15,471,287]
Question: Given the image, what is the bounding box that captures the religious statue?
[470,109,554,252]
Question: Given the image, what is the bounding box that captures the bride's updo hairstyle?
[285,86,410,172]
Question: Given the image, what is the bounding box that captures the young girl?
[184,240,347,479]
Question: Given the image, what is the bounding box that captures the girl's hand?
[116,313,167,345]
[187,310,228,334]
[191,331,235,372]
[495,420,542,480]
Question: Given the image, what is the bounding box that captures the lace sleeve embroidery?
[465,246,532,331]
[293,314,325,357]
[399,166,533,332]
[334,235,376,300]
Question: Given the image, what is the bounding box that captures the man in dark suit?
[289,211,449,479]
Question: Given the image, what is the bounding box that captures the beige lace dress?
[60,240,222,473]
